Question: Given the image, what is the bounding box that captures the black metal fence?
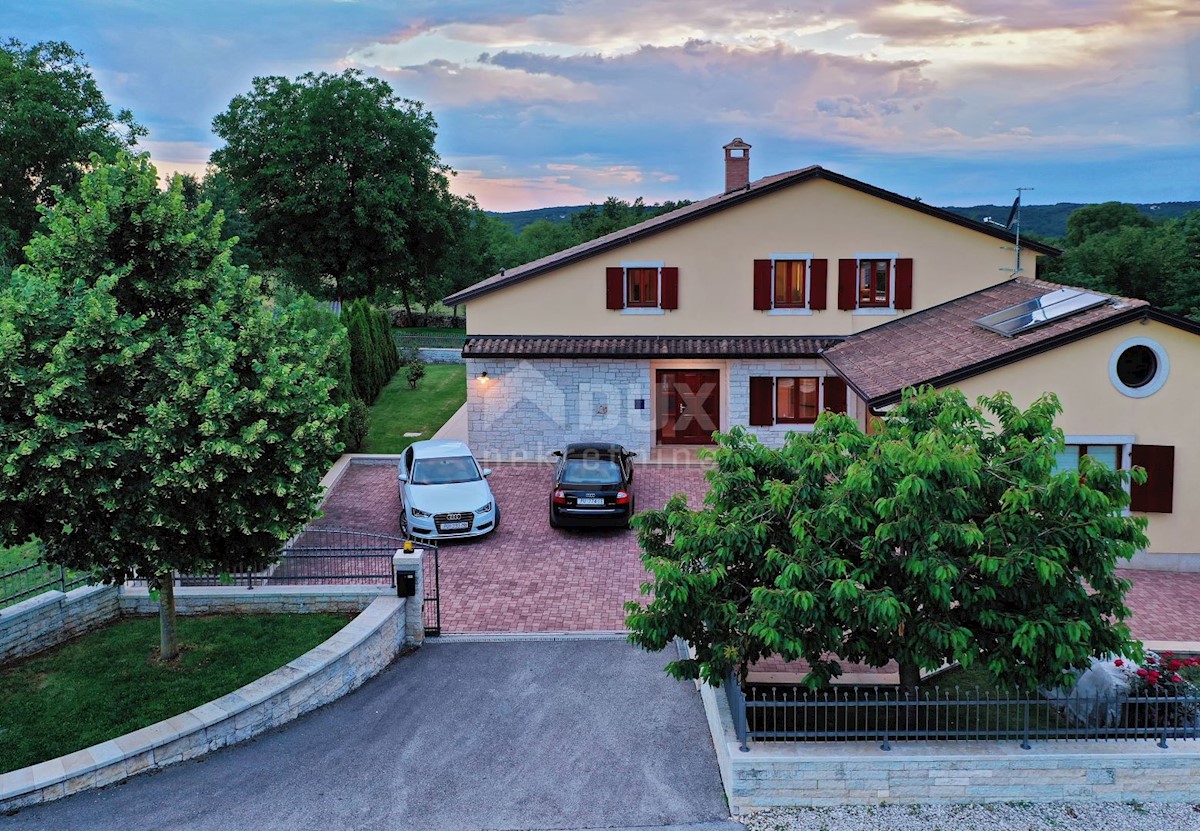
[0,562,92,609]
[725,672,1200,751]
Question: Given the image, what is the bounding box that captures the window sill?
[620,308,665,315]
[757,423,816,432]
[767,308,813,316]
[852,308,898,317]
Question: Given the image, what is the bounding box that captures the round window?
[1115,345,1157,388]
[1108,337,1169,399]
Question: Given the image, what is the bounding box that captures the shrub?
[346,397,370,451]
[406,358,426,390]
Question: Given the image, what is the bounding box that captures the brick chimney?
[723,137,751,192]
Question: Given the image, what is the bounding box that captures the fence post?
[1158,687,1169,749]
[1021,692,1031,750]
[880,690,891,751]
[727,670,750,752]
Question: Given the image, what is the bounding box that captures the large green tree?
[211,69,457,302]
[0,154,343,659]
[0,39,144,267]
[627,387,1147,694]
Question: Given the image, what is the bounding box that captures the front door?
[656,370,720,445]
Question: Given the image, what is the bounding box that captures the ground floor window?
[1054,444,1122,473]
[749,375,847,426]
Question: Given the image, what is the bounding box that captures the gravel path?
[740,802,1200,831]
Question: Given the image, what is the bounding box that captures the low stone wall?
[0,593,408,812]
[118,585,389,617]
[419,347,464,364]
[700,682,1200,810]
[0,585,121,665]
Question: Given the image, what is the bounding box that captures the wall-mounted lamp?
[479,371,489,382]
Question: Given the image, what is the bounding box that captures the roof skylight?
[975,288,1110,337]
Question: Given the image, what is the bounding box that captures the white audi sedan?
[398,440,498,539]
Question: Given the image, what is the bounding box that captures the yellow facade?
[465,178,1039,336]
[953,319,1198,560]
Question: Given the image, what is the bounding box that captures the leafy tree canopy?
[1042,208,1200,318]
[0,153,343,657]
[0,38,144,267]
[626,387,1147,693]
[211,70,457,302]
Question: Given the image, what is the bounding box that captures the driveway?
[0,640,740,831]
[320,462,711,633]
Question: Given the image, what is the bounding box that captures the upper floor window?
[626,267,659,307]
[753,257,827,311]
[858,259,891,307]
[606,264,678,312]
[838,256,913,312]
[774,260,807,308]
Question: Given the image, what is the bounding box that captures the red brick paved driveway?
[318,461,709,633]
[318,460,1200,643]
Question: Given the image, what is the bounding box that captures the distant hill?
[943,202,1200,242]
[487,205,591,233]
[492,201,1200,242]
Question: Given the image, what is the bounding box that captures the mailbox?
[397,570,417,598]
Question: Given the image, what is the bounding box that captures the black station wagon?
[548,442,637,529]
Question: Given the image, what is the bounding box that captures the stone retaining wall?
[419,347,464,364]
[700,681,1200,810]
[0,593,408,812]
[0,585,121,665]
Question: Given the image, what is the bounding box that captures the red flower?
[1171,674,1183,683]
[1168,659,1182,671]
[1114,659,1124,667]
[1162,651,1174,658]
[1137,669,1149,677]
[1146,655,1157,665]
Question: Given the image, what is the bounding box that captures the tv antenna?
[983,187,1034,276]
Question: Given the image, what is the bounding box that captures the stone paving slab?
[318,461,1200,647]
[318,461,709,633]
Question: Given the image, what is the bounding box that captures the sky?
[5,1,1199,212]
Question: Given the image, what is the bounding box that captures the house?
[445,139,1199,570]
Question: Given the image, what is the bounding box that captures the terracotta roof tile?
[823,279,1148,405]
[463,335,841,359]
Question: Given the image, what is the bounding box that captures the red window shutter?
[1130,444,1174,513]
[822,376,847,414]
[894,258,913,310]
[660,266,678,310]
[753,259,772,310]
[809,259,828,310]
[838,259,857,310]
[749,377,774,426]
[606,267,624,309]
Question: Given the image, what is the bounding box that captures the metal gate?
[161,526,442,636]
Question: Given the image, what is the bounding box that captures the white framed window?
[620,261,665,315]
[768,252,813,315]
[851,251,899,315]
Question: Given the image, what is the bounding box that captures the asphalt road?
[1,638,741,831]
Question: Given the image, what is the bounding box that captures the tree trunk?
[898,659,921,698]
[400,284,414,319]
[158,575,178,661]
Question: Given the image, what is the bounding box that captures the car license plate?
[576,498,605,506]
[440,521,469,530]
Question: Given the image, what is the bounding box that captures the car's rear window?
[411,456,481,485]
[561,459,622,485]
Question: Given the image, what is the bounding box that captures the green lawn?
[362,363,467,454]
[0,613,351,773]
[0,541,41,574]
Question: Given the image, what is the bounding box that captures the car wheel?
[625,498,636,530]
[548,502,560,529]
[399,510,409,536]
[492,504,501,533]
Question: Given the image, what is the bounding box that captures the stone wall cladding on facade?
[728,358,842,449]
[466,357,652,458]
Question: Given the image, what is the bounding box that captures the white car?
[398,440,498,539]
